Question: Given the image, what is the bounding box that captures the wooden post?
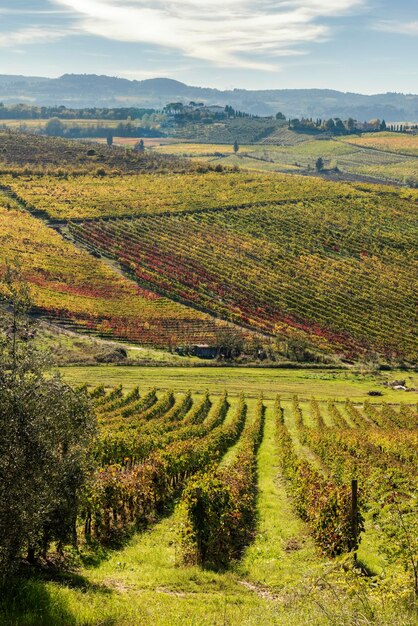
[27,546,35,564]
[351,479,358,562]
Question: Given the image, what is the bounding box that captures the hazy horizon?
[1,71,418,97]
[1,1,417,94]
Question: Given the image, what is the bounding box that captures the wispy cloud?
[50,0,365,70]
[374,20,418,36]
[0,27,71,48]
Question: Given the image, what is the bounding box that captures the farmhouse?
[191,344,218,359]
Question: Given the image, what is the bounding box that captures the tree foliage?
[0,264,95,579]
[44,117,65,137]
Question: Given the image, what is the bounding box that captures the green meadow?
[60,365,418,403]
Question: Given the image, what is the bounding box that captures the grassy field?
[0,119,130,130]
[36,323,201,366]
[154,143,255,155]
[60,365,418,403]
[151,136,418,184]
[93,137,183,147]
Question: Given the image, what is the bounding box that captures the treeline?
[0,103,155,120]
[289,116,388,135]
[387,123,418,132]
[288,116,417,135]
[0,102,261,125]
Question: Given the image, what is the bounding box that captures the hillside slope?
[0,195,229,346]
[153,135,418,186]
[68,184,417,361]
[2,135,416,362]
[0,130,206,175]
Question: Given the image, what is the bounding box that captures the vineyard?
[276,395,417,561]
[0,197,230,345]
[1,164,416,360]
[7,384,415,625]
[4,170,358,220]
[339,132,418,157]
[67,189,418,360]
[166,116,284,144]
[1,27,418,625]
[0,129,203,175]
[85,387,247,543]
[85,385,418,577]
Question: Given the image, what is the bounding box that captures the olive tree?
[44,117,65,137]
[0,264,95,579]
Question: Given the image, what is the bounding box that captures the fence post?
[351,479,358,562]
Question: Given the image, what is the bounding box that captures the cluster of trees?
[0,265,95,580]
[388,123,414,132]
[163,102,257,124]
[289,116,387,135]
[175,329,328,364]
[44,116,164,139]
[2,101,286,141]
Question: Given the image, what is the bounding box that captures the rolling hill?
[1,73,418,120]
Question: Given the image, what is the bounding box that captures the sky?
[0,0,417,93]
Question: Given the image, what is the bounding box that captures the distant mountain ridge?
[1,73,417,121]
